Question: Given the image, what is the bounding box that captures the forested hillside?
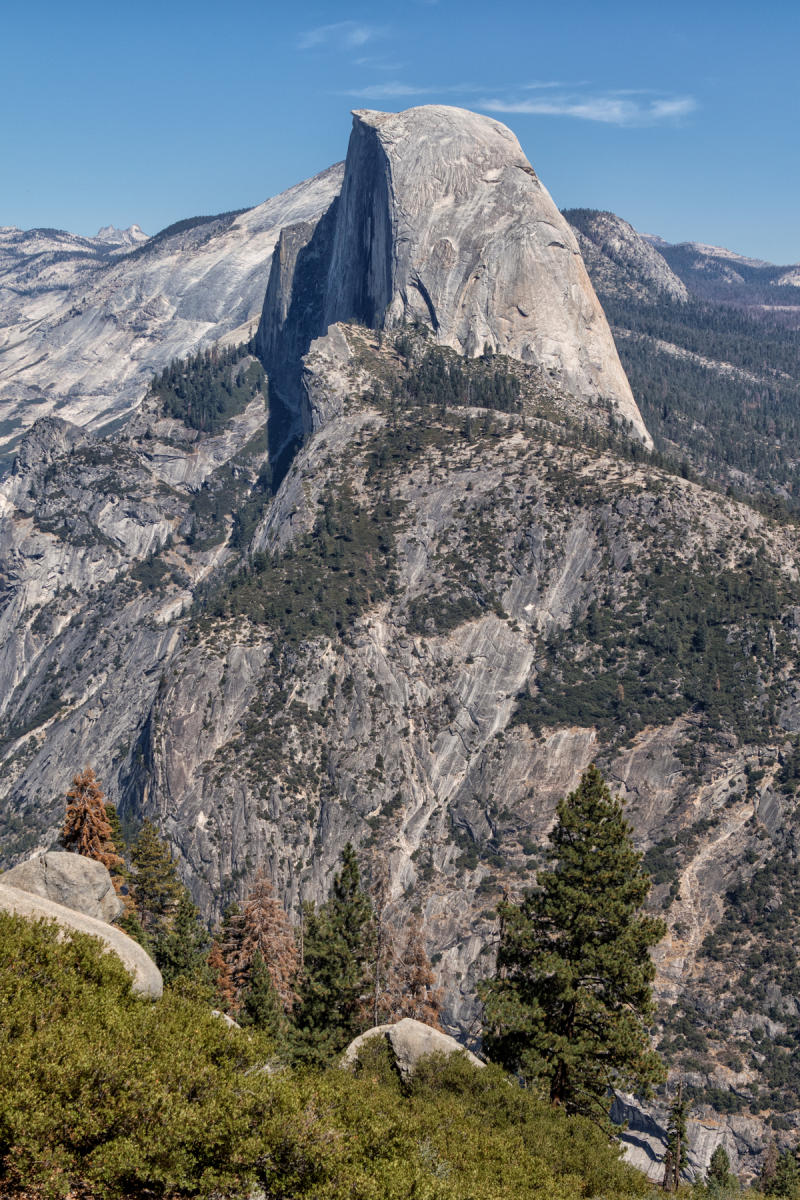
[566,210,800,513]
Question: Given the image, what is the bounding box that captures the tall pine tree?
[292,844,374,1065]
[240,950,287,1045]
[480,765,665,1122]
[157,888,211,989]
[766,1151,800,1199]
[124,820,209,984]
[662,1083,689,1191]
[707,1145,736,1194]
[128,820,183,946]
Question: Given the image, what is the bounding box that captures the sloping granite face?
[0,881,162,997]
[2,850,123,923]
[565,209,689,304]
[257,105,650,446]
[0,164,343,462]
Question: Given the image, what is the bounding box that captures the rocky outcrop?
[342,1017,483,1077]
[257,105,651,447]
[0,881,162,997]
[612,1093,756,1184]
[2,850,123,923]
[0,164,343,461]
[565,209,688,303]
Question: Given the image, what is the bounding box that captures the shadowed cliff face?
[256,105,651,449]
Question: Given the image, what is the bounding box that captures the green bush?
[0,914,650,1199]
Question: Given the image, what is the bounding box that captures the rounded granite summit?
[262,103,652,446]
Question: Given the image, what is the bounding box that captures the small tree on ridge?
[61,767,122,874]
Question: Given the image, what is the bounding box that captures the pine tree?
[480,765,666,1121]
[128,820,183,953]
[292,843,374,1065]
[157,888,211,988]
[663,1083,689,1191]
[766,1150,800,1199]
[368,856,395,1027]
[240,950,286,1042]
[60,767,122,873]
[386,914,444,1029]
[103,802,137,911]
[240,870,299,1012]
[707,1145,736,1194]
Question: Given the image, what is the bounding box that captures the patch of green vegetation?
[688,1086,747,1114]
[185,437,271,553]
[201,480,403,644]
[0,912,649,1200]
[392,339,522,413]
[130,552,171,591]
[407,589,485,636]
[513,550,800,747]
[581,277,800,511]
[150,342,266,433]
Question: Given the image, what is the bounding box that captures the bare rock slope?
[0,165,343,461]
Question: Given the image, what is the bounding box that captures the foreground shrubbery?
[0,913,650,1200]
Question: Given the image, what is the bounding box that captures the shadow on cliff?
[258,198,340,491]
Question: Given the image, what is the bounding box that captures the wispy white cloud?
[339,77,696,126]
[345,80,481,99]
[353,56,406,70]
[649,97,697,120]
[347,81,432,98]
[522,80,589,91]
[481,93,697,126]
[298,20,384,51]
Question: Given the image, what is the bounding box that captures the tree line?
[60,767,442,1064]
[56,763,800,1193]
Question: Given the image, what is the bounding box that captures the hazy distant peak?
[94,223,149,246]
[679,241,770,269]
[641,232,773,269]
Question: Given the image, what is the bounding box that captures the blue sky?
[2,0,798,262]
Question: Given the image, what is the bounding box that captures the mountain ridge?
[2,105,800,1177]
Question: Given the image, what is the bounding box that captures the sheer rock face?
[0,164,343,462]
[2,850,123,923]
[611,1093,746,1183]
[257,105,650,447]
